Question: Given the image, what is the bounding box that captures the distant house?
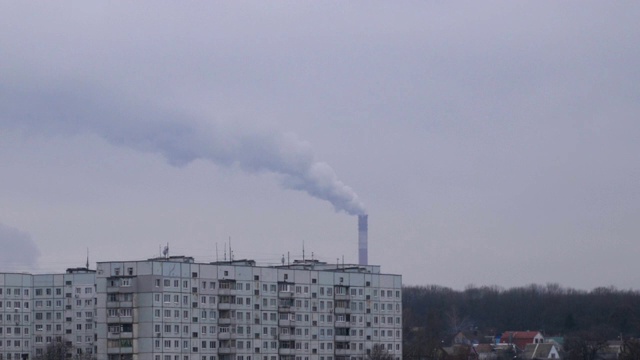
[474,344,496,360]
[596,341,623,360]
[545,337,564,352]
[521,343,561,359]
[453,331,483,346]
[442,344,478,360]
[500,331,544,351]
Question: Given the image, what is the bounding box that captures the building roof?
[501,331,543,341]
[522,343,557,359]
[98,255,387,274]
[474,344,494,353]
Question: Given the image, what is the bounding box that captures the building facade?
[0,257,402,360]
[95,257,402,360]
[0,268,97,360]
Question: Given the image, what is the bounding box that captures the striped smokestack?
[358,214,368,265]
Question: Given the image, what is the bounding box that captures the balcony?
[278,319,295,327]
[217,332,236,340]
[278,306,293,313]
[107,347,133,354]
[278,291,293,299]
[218,347,236,354]
[335,349,353,356]
[278,334,294,341]
[278,349,295,355]
[218,303,232,310]
[218,318,235,325]
[334,307,351,314]
[107,332,121,339]
[118,332,133,339]
[217,288,235,296]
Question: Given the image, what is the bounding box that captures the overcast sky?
[1,2,639,290]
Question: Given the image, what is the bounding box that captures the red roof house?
[500,331,544,351]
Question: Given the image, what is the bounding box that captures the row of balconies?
[105,346,382,356]
[105,345,394,357]
[107,347,358,356]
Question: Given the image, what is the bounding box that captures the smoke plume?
[0,82,366,215]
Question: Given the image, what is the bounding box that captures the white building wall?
[96,258,402,360]
[0,269,97,360]
[0,258,402,360]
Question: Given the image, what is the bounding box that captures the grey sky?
[1,2,639,289]
[0,222,40,271]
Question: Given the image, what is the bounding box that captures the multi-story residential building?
[0,256,401,360]
[95,257,402,360]
[0,268,97,360]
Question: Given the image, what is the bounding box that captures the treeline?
[403,284,640,340]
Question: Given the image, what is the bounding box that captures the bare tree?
[445,306,472,334]
[367,344,394,360]
[564,333,608,360]
[34,341,71,360]
[35,341,95,360]
[620,338,640,360]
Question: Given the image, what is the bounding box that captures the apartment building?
[0,268,97,360]
[96,257,402,360]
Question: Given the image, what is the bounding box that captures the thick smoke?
[0,82,366,215]
[0,222,41,271]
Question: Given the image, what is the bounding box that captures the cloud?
[0,81,366,215]
[0,222,40,271]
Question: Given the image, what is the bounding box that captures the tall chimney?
[358,214,368,265]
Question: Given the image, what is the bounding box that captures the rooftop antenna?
[224,242,227,261]
[162,243,169,258]
[311,252,314,261]
[85,248,89,269]
[229,236,233,261]
[216,243,219,262]
[281,255,285,265]
[302,240,305,261]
